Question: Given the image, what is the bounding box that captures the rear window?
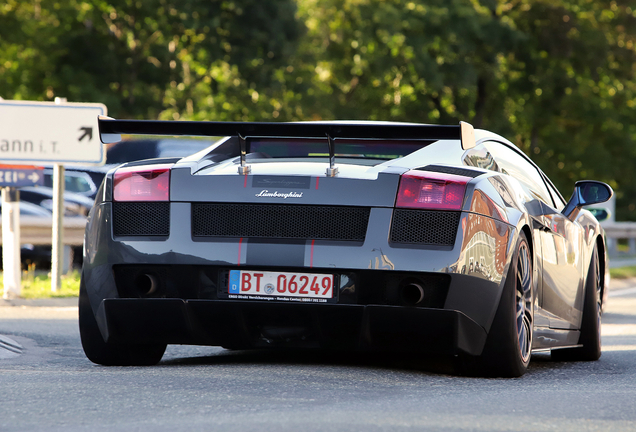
[248,138,433,161]
[106,139,214,165]
[106,141,159,164]
[157,141,214,158]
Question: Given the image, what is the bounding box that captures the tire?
[462,231,533,377]
[79,275,167,366]
[551,245,602,361]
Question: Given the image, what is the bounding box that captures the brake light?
[396,170,468,210]
[113,164,172,202]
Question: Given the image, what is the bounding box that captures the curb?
[0,297,78,308]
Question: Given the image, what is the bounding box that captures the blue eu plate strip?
[229,270,240,294]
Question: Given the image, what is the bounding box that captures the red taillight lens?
[113,164,172,202]
[396,170,468,210]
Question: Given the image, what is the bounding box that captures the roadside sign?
[0,100,107,166]
[0,165,44,187]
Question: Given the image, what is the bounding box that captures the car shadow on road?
[159,347,460,376]
[156,346,598,378]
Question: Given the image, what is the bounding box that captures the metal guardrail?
[0,216,86,246]
[2,217,633,256]
[602,222,636,257]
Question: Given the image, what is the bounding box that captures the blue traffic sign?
[0,166,44,187]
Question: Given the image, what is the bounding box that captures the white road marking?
[609,287,636,297]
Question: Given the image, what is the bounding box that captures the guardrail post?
[602,222,636,258]
[2,188,21,299]
[607,237,619,257]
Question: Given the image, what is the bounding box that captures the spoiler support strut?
[326,134,338,177]
[237,134,250,175]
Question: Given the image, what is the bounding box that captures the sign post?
[0,99,106,296]
[51,164,65,292]
[51,97,67,293]
[0,166,44,298]
[1,188,20,299]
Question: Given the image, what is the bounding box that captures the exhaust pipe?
[136,273,158,296]
[401,282,425,306]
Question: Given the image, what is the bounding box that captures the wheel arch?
[493,222,534,319]
[520,224,534,262]
[595,234,607,303]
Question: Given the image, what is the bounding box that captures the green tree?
[0,0,301,119]
[492,0,636,218]
[291,0,521,124]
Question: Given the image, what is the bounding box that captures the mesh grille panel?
[113,202,170,236]
[192,203,370,241]
[391,210,460,245]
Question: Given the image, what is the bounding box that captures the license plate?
[228,270,334,301]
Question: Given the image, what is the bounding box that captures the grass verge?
[609,265,636,280]
[1,270,81,298]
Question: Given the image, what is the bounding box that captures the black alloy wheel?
[515,239,533,365]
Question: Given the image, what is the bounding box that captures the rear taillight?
[396,170,468,210]
[113,164,172,202]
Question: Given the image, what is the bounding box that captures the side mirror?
[563,181,613,221]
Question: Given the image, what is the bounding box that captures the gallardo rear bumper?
[94,299,487,356]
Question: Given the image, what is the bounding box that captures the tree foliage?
[0,0,300,119]
[2,0,636,218]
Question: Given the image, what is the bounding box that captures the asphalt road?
[2,286,636,432]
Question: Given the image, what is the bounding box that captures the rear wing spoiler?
[98,116,475,175]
